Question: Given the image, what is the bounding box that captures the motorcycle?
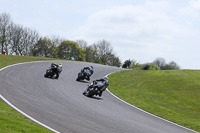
[122,63,128,68]
[83,81,102,97]
[76,69,91,81]
[44,65,58,79]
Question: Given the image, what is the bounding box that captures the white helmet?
[103,76,108,80]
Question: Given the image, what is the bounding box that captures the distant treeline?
[0,12,180,69]
[0,12,121,67]
[128,57,180,70]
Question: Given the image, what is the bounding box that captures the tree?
[25,29,39,56]
[129,59,142,70]
[31,37,56,57]
[88,39,121,66]
[57,40,85,61]
[76,39,87,50]
[8,24,24,55]
[19,28,39,56]
[153,57,166,70]
[129,59,159,70]
[76,39,97,62]
[10,26,39,56]
[85,46,94,62]
[90,44,101,63]
[162,61,180,70]
[106,54,121,67]
[142,63,159,70]
[92,40,112,65]
[0,13,39,55]
[0,12,12,54]
[97,40,113,65]
[153,57,180,70]
[48,36,63,58]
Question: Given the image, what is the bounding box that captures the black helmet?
[90,66,93,69]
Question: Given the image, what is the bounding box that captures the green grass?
[0,54,61,68]
[0,55,58,133]
[108,70,200,132]
[1,54,200,132]
[0,100,53,133]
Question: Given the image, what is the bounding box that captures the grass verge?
[0,100,53,133]
[0,54,61,68]
[1,55,200,132]
[0,54,58,133]
[108,70,200,132]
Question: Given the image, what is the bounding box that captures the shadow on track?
[87,96,103,100]
[76,80,90,83]
[44,77,58,80]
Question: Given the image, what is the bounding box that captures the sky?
[1,0,200,69]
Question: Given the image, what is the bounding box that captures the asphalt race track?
[0,61,198,133]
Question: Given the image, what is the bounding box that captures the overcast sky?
[1,0,200,69]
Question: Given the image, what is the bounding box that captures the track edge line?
[0,61,60,133]
[106,72,199,133]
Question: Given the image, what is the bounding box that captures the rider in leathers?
[82,66,94,80]
[94,76,109,97]
[51,63,62,79]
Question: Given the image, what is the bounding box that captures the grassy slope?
[0,54,59,68]
[0,55,57,133]
[108,70,200,132]
[0,55,199,132]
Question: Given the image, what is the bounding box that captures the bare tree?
[90,39,121,66]
[26,29,39,56]
[20,27,39,56]
[93,40,113,65]
[8,24,29,55]
[153,57,166,70]
[49,35,64,46]
[163,61,180,70]
[76,39,88,49]
[7,23,39,56]
[0,12,12,54]
[80,45,93,62]
[153,58,180,70]
[8,24,22,55]
[0,13,39,55]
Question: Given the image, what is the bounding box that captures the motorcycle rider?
[122,59,131,68]
[143,64,149,70]
[81,66,94,80]
[94,76,109,97]
[51,63,63,79]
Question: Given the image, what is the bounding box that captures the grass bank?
[0,54,56,133]
[0,54,60,68]
[108,70,200,132]
[1,54,200,132]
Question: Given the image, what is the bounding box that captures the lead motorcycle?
[83,81,101,97]
[44,64,58,79]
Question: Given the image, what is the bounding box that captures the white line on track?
[105,73,199,133]
[0,61,60,133]
[0,62,199,133]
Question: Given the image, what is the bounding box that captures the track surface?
[0,61,197,133]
